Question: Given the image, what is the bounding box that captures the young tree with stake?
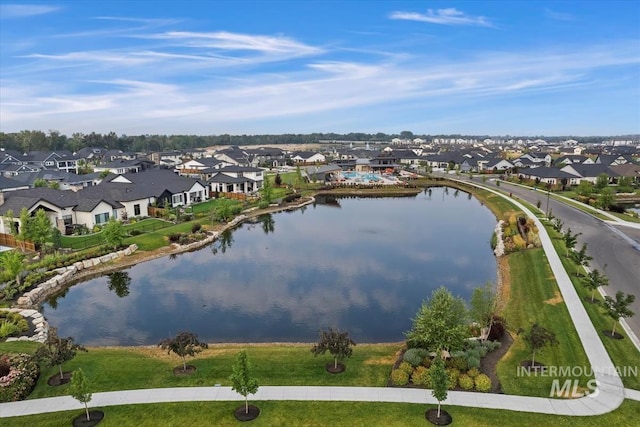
[602,291,636,337]
[69,368,92,422]
[229,350,259,415]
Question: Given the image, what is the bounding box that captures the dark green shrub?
[447,356,468,371]
[403,348,429,367]
[0,353,39,402]
[458,374,474,390]
[390,369,409,386]
[168,233,181,243]
[421,357,432,368]
[488,316,506,341]
[411,365,431,387]
[128,229,142,236]
[475,373,492,392]
[191,223,202,233]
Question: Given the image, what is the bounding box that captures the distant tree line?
[0,130,631,154]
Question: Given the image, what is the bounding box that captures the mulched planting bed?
[72,410,104,427]
[234,405,260,421]
[47,371,73,386]
[325,362,346,374]
[173,365,197,375]
[426,408,452,426]
[602,330,624,340]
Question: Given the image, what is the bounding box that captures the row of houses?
[0,166,265,236]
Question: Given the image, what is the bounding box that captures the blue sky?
[1,1,639,136]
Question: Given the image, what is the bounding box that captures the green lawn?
[497,249,593,396]
[544,226,640,390]
[3,399,639,427]
[0,343,399,400]
[60,219,173,250]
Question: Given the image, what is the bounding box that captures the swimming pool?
[342,171,380,181]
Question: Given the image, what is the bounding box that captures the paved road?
[477,178,640,336]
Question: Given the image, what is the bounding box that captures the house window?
[172,194,183,205]
[94,212,109,224]
[134,204,141,216]
[62,215,73,225]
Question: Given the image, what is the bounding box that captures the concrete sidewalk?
[0,181,633,420]
[1,384,638,419]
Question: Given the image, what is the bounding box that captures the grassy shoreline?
[2,181,633,424]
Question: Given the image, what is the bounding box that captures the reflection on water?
[43,189,498,346]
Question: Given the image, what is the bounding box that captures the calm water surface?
[43,188,497,345]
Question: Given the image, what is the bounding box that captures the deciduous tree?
[470,282,498,341]
[602,291,636,337]
[430,357,449,419]
[229,350,259,415]
[35,327,87,379]
[521,323,558,367]
[69,368,92,421]
[158,331,208,372]
[405,286,468,353]
[102,218,126,250]
[583,269,609,303]
[311,327,356,371]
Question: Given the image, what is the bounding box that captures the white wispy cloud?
[0,3,60,18]
[390,8,494,27]
[1,36,638,134]
[545,8,575,21]
[143,31,324,55]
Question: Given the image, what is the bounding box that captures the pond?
[42,187,498,346]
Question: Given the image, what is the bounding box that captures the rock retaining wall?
[15,244,139,308]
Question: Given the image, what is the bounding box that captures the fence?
[0,233,35,252]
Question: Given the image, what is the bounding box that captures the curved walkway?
[1,385,639,419]
[0,183,632,419]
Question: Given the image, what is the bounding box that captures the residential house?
[609,164,640,184]
[214,146,257,167]
[94,159,153,175]
[518,167,576,185]
[559,164,618,184]
[175,157,225,178]
[290,151,326,164]
[595,154,634,166]
[0,176,30,193]
[104,169,208,208]
[207,165,264,195]
[304,164,342,183]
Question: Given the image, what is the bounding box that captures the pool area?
[339,171,400,185]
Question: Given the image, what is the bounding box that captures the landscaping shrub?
[403,348,429,367]
[0,321,20,339]
[390,369,409,386]
[421,357,432,368]
[0,312,28,339]
[488,316,506,341]
[128,229,142,236]
[446,356,468,371]
[398,361,414,376]
[168,233,181,243]
[458,374,474,390]
[191,223,202,233]
[411,365,432,387]
[446,368,460,390]
[0,353,39,402]
[466,367,481,378]
[474,373,492,392]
